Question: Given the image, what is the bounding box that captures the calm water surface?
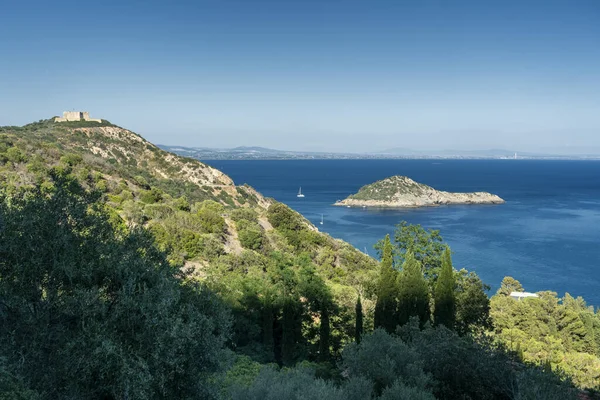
[206,159,600,306]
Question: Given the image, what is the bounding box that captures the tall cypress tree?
[355,295,363,343]
[281,297,301,366]
[262,297,275,361]
[374,234,399,333]
[397,250,430,327]
[318,307,331,362]
[434,246,456,328]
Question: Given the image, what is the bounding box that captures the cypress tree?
[262,299,275,361]
[355,295,364,343]
[374,234,399,333]
[434,247,456,329]
[281,297,301,366]
[397,250,430,327]
[318,307,331,362]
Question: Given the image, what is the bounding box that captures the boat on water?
[297,187,305,198]
[320,214,323,225]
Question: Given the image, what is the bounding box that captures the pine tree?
[397,250,430,327]
[355,295,364,343]
[374,234,399,333]
[434,247,456,329]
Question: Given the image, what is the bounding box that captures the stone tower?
[55,111,101,123]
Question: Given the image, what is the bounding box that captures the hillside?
[0,117,379,342]
[0,119,267,207]
[0,116,375,262]
[1,118,595,399]
[335,175,504,208]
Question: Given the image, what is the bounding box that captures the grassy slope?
[0,118,378,345]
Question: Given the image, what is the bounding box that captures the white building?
[55,111,101,123]
[509,291,539,300]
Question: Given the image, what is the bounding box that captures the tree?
[281,298,303,366]
[319,308,331,362]
[355,295,364,343]
[455,270,490,335]
[297,259,333,362]
[497,276,524,296]
[375,222,445,280]
[397,251,430,327]
[374,234,399,333]
[0,173,231,398]
[434,247,456,329]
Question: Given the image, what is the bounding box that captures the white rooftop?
[509,291,539,299]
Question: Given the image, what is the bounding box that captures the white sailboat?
[320,214,324,225]
[297,187,305,198]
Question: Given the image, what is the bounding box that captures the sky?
[1,0,599,153]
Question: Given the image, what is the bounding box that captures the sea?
[205,159,600,306]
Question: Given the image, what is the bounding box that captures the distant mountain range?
[159,144,600,160]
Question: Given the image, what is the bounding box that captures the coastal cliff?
[334,175,504,208]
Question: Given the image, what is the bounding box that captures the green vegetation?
[434,248,456,328]
[0,119,596,399]
[348,175,432,201]
[0,174,230,398]
[373,234,398,333]
[490,277,600,389]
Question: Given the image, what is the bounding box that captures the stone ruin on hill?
[55,111,101,123]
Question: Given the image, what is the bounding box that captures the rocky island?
[334,175,504,208]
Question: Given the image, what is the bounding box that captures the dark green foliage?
[319,308,331,362]
[341,329,431,395]
[397,251,430,327]
[238,226,264,250]
[397,319,578,400]
[226,364,352,400]
[0,175,231,399]
[281,298,304,366]
[433,247,456,328]
[374,234,398,333]
[455,270,491,335]
[0,358,40,400]
[355,295,363,343]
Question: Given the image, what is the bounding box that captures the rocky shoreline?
[333,176,504,208]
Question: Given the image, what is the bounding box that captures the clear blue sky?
[1,0,599,153]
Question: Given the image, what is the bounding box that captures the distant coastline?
[160,145,600,161]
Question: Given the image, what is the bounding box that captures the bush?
[267,203,304,232]
[5,147,27,163]
[227,365,346,400]
[139,187,163,204]
[238,227,264,251]
[0,176,231,398]
[341,329,431,395]
[230,207,259,223]
[197,202,226,235]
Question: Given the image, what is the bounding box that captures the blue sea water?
[206,159,600,306]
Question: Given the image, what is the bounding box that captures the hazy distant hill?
[162,143,600,160]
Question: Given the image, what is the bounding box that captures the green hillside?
[0,118,597,399]
[348,176,433,201]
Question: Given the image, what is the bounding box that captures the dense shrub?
[0,176,232,399]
